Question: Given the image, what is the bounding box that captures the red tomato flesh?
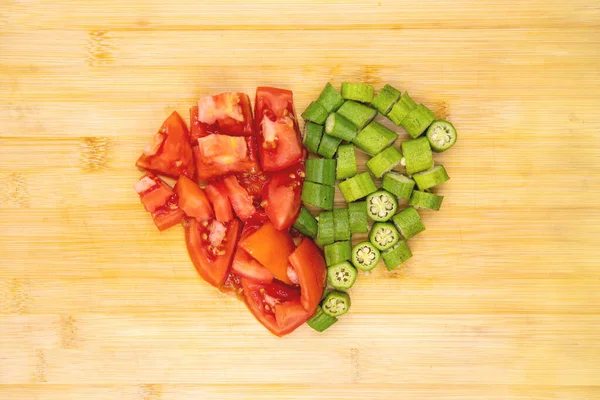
[288,238,327,314]
[195,92,253,137]
[263,162,304,230]
[223,175,256,221]
[174,175,214,221]
[232,248,274,284]
[194,135,257,182]
[204,182,234,223]
[135,173,184,231]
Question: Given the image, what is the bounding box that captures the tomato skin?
[223,175,256,221]
[288,238,327,314]
[263,162,304,230]
[174,175,214,221]
[195,92,254,137]
[275,300,311,333]
[185,218,240,288]
[204,182,234,223]
[135,173,184,231]
[189,106,204,143]
[136,111,195,179]
[231,248,274,284]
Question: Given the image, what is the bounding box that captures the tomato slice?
[136,111,195,179]
[151,205,185,232]
[236,170,268,201]
[232,248,274,284]
[288,238,327,314]
[135,173,184,231]
[185,218,240,288]
[254,87,304,172]
[195,92,254,137]
[275,300,311,333]
[189,106,204,143]
[263,163,304,230]
[194,135,258,181]
[239,221,295,285]
[223,175,256,221]
[174,175,213,221]
[204,182,234,223]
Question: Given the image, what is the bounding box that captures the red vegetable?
[288,238,327,314]
[204,181,234,223]
[195,92,253,137]
[134,173,184,231]
[263,162,304,230]
[174,175,213,221]
[194,134,258,181]
[223,175,256,221]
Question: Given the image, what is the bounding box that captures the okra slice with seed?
[336,144,358,180]
[413,164,450,191]
[327,261,358,290]
[307,305,338,332]
[426,120,457,152]
[366,146,403,178]
[293,206,318,238]
[400,104,436,139]
[324,241,352,266]
[301,181,334,210]
[352,241,381,271]
[391,207,425,239]
[325,112,359,142]
[338,172,378,203]
[366,190,398,222]
[316,211,335,246]
[322,290,351,317]
[353,121,399,156]
[369,222,400,251]
[337,101,377,130]
[401,137,433,175]
[382,172,415,200]
[306,158,337,186]
[333,208,351,241]
[371,84,401,115]
[303,122,324,154]
[348,201,369,233]
[317,132,343,159]
[409,190,444,211]
[341,82,375,103]
[316,82,345,113]
[301,101,328,124]
[387,92,417,125]
[382,240,412,270]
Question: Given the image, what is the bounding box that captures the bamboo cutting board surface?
[1,1,599,399]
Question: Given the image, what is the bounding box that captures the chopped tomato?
[189,106,204,143]
[151,205,185,232]
[185,218,240,287]
[204,182,233,223]
[232,248,274,284]
[275,300,311,333]
[239,221,296,285]
[174,175,213,221]
[135,173,184,231]
[223,175,256,221]
[236,170,268,201]
[195,92,253,137]
[288,238,327,314]
[194,135,257,181]
[254,87,303,172]
[136,111,195,179]
[263,163,304,230]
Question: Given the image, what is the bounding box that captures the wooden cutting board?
[1,1,599,399]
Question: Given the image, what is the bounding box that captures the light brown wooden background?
[1,1,599,399]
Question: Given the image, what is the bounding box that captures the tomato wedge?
[194,135,257,181]
[223,175,256,221]
[174,175,213,221]
[135,173,184,231]
[136,111,195,179]
[275,300,311,333]
[288,238,327,314]
[254,87,303,172]
[239,221,295,285]
[232,248,274,284]
[195,92,253,137]
[204,182,233,223]
[185,218,240,287]
[263,163,304,230]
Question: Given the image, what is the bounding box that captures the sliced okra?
[409,190,444,211]
[317,133,343,159]
[387,92,417,125]
[353,121,399,156]
[338,172,378,203]
[307,305,338,332]
[401,137,433,175]
[293,206,318,238]
[413,164,450,191]
[366,146,403,178]
[333,208,351,241]
[321,290,351,317]
[426,120,457,152]
[336,144,358,180]
[400,104,436,139]
[382,240,413,270]
[371,84,401,115]
[392,207,425,239]
[301,181,335,210]
[341,82,375,103]
[337,100,377,131]
[301,101,328,124]
[303,122,324,154]
[316,82,345,113]
[316,211,335,246]
[352,241,381,271]
[325,112,358,142]
[366,190,398,222]
[381,172,415,200]
[369,222,400,251]
[327,261,358,290]
[305,158,337,186]
[348,201,369,233]
[324,241,352,266]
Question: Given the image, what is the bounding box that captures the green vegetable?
[333,208,351,241]
[337,100,377,130]
[366,190,398,222]
[336,144,357,180]
[341,82,375,103]
[301,101,328,124]
[366,146,403,178]
[316,211,335,246]
[348,201,369,233]
[401,137,433,175]
[301,181,334,210]
[391,207,425,239]
[325,112,358,142]
[353,121,399,156]
[400,104,436,139]
[327,261,358,290]
[317,133,343,159]
[322,290,351,317]
[293,207,318,238]
[351,241,381,271]
[338,172,378,203]
[382,240,412,270]
[387,92,417,125]
[316,82,345,113]
[369,222,400,251]
[307,305,338,332]
[303,122,323,154]
[305,158,336,186]
[426,120,457,152]
[413,165,450,191]
[409,190,444,211]
[324,241,352,266]
[371,84,401,115]
[381,172,415,200]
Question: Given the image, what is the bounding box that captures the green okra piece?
[371,84,401,116]
[321,290,351,317]
[351,241,381,271]
[316,211,335,246]
[391,207,425,239]
[381,172,415,200]
[293,206,319,238]
[338,172,378,203]
[301,181,335,210]
[348,201,369,234]
[387,92,417,125]
[333,208,351,241]
[366,146,403,178]
[401,137,433,175]
[316,82,345,113]
[353,121,399,156]
[337,100,377,130]
[400,104,436,139]
[366,190,398,222]
[327,261,358,290]
[409,190,444,211]
[324,241,352,266]
[341,82,375,103]
[325,112,358,142]
[307,305,338,332]
[412,164,450,191]
[301,101,328,124]
[317,133,343,159]
[305,158,337,186]
[382,240,413,270]
[303,122,324,154]
[369,222,400,252]
[426,120,457,152]
[336,144,358,180]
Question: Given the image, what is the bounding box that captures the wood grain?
[1,0,599,399]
